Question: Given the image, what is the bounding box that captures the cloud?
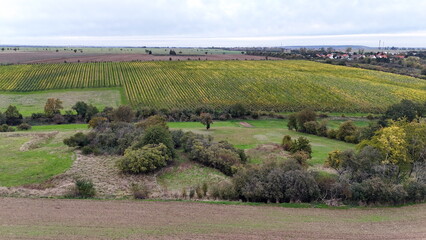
[0,0,425,46]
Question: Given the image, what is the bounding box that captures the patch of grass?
[157,156,228,191]
[0,88,123,116]
[28,124,88,132]
[0,133,74,187]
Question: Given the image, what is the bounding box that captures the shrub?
[111,105,135,122]
[171,129,184,148]
[189,188,195,199]
[131,183,150,199]
[63,132,90,148]
[81,145,99,155]
[337,121,357,141]
[327,129,337,139]
[316,120,328,137]
[0,124,15,132]
[404,181,426,202]
[287,114,297,130]
[88,117,108,128]
[202,182,208,196]
[350,177,407,205]
[118,143,171,174]
[181,187,187,199]
[283,170,319,202]
[196,185,204,198]
[136,115,168,130]
[17,123,31,131]
[68,179,96,198]
[4,105,23,125]
[303,121,319,135]
[289,137,312,158]
[138,125,175,157]
[296,109,316,132]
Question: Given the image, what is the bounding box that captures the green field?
[1,60,426,112]
[24,119,356,166]
[0,132,74,187]
[0,88,123,116]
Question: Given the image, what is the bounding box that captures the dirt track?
[0,197,424,240]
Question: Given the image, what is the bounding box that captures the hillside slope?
[1,60,425,112]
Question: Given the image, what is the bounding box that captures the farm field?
[0,47,248,64]
[0,197,424,240]
[0,60,425,112]
[0,88,123,116]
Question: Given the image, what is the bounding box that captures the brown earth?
[0,52,279,64]
[0,197,424,240]
[239,122,254,127]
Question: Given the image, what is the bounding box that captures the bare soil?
[239,122,254,127]
[0,52,279,64]
[0,197,424,239]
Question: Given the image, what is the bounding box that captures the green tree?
[136,115,168,130]
[138,126,175,157]
[200,113,213,130]
[44,98,63,117]
[4,105,23,125]
[336,121,357,142]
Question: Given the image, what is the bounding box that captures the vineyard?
[1,60,426,112]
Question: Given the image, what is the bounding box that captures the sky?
[0,0,425,47]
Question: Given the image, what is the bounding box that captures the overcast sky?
[1,0,425,47]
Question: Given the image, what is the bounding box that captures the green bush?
[137,125,175,157]
[17,123,31,131]
[0,124,15,132]
[289,137,312,158]
[63,132,90,148]
[67,179,96,198]
[327,129,337,139]
[404,181,426,202]
[118,143,171,174]
[281,135,292,151]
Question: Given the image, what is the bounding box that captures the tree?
[287,114,297,130]
[289,136,312,158]
[200,113,213,130]
[44,98,63,117]
[296,109,316,132]
[4,105,23,125]
[72,101,88,116]
[382,99,424,124]
[112,105,135,122]
[346,47,352,53]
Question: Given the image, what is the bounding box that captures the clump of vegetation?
[67,178,96,198]
[17,123,31,131]
[0,124,15,132]
[131,183,150,199]
[117,143,171,174]
[181,132,247,176]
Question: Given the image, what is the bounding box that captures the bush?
[289,137,312,158]
[137,125,175,157]
[336,121,357,141]
[111,105,135,122]
[327,129,337,139]
[118,143,171,174]
[0,124,15,132]
[296,109,316,132]
[303,121,319,135]
[282,135,293,151]
[351,177,407,205]
[88,117,108,128]
[67,179,96,198]
[404,181,426,202]
[17,123,31,131]
[63,132,90,148]
[81,145,99,155]
[131,183,150,199]
[136,115,168,130]
[283,170,319,202]
[171,130,184,148]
